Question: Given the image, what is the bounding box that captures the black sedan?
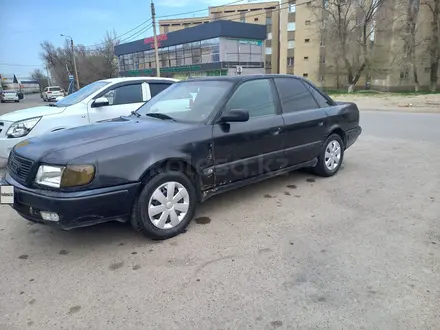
[1,75,361,239]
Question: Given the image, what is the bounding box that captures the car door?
[88,82,146,123]
[273,77,329,165]
[212,78,285,185]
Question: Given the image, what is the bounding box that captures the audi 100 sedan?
[1,75,361,240]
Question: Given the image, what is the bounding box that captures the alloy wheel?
[324,140,341,171]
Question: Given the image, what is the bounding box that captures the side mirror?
[93,97,110,107]
[219,109,249,123]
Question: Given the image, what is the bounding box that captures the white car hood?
[0,105,66,122]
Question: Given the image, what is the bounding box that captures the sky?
[0,0,271,78]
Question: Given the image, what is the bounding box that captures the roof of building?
[114,20,267,56]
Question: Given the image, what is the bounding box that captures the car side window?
[103,84,143,106]
[225,79,276,118]
[149,83,172,97]
[304,82,331,108]
[274,78,319,113]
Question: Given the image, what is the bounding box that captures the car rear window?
[50,87,61,91]
[4,91,16,94]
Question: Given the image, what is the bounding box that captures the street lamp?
[61,34,80,90]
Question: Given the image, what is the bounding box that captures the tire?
[131,170,197,240]
[0,100,4,103]
[313,133,344,177]
[15,100,19,103]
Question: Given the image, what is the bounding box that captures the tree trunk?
[348,84,355,92]
[430,61,439,91]
[429,0,439,92]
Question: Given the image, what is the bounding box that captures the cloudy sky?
[0,0,273,77]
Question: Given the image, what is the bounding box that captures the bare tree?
[314,0,387,92]
[30,68,49,91]
[422,0,440,91]
[40,31,120,90]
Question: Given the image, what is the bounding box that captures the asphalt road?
[0,100,439,329]
[0,94,45,116]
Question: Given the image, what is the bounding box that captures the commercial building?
[114,20,266,79]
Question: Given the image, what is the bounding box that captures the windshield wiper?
[146,113,176,121]
[131,111,141,118]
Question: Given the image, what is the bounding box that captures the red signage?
[144,34,168,48]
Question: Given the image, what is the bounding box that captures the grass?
[327,89,440,98]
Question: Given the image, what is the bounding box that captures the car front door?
[273,77,329,165]
[88,82,146,122]
[212,78,285,186]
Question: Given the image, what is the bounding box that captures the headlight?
[35,164,95,188]
[7,117,41,138]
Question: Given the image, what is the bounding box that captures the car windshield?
[55,81,110,107]
[136,80,232,123]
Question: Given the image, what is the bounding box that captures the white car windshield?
[136,80,232,123]
[55,81,110,107]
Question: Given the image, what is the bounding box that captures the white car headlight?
[35,165,65,188]
[7,117,41,138]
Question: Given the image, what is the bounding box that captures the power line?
[120,23,154,43]
[0,63,45,67]
[156,0,245,19]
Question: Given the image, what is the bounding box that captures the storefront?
[114,20,267,78]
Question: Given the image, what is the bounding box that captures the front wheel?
[131,171,197,240]
[313,134,344,177]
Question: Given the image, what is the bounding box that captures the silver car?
[0,90,19,103]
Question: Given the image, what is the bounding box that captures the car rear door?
[212,78,286,185]
[273,77,329,165]
[87,82,145,122]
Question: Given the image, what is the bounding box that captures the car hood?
[13,117,194,164]
[0,105,66,122]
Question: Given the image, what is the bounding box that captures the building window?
[289,3,296,13]
[304,56,309,60]
[288,40,295,49]
[323,0,329,8]
[320,40,325,47]
[266,61,272,69]
[240,18,246,23]
[305,20,311,25]
[321,56,326,63]
[305,38,310,43]
[266,47,272,55]
[288,22,296,31]
[267,32,272,40]
[303,73,309,77]
[266,17,272,25]
[254,17,259,22]
[287,57,294,66]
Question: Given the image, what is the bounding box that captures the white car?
[0,77,177,166]
[42,86,64,102]
[1,90,20,103]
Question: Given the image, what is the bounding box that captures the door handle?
[318,122,324,126]
[271,127,282,136]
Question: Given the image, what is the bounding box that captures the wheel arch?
[140,157,202,201]
[327,126,347,147]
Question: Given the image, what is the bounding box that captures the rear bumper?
[2,174,141,230]
[345,126,362,149]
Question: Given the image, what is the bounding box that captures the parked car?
[1,75,362,240]
[1,90,19,103]
[0,77,177,166]
[42,86,64,102]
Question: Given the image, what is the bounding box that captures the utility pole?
[61,34,80,90]
[151,0,161,77]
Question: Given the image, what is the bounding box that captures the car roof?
[185,74,309,83]
[100,77,178,84]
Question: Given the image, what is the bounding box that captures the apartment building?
[372,0,437,91]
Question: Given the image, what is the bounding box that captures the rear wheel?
[131,171,197,240]
[313,133,344,177]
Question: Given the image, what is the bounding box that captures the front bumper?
[345,126,362,149]
[1,174,141,230]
